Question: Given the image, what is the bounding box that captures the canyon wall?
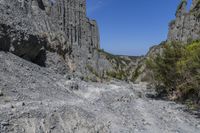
[0,0,101,75]
[168,0,200,43]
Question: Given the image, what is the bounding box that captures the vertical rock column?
[168,0,187,42]
[168,0,200,43]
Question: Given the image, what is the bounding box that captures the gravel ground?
[0,51,200,133]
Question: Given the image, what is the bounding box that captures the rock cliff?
[0,0,142,81]
[0,1,200,132]
[0,0,100,75]
[168,0,200,43]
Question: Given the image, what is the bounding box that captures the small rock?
[1,121,9,126]
[22,102,25,106]
[134,129,139,132]
[0,89,4,96]
[41,119,45,124]
[70,83,79,90]
[138,92,142,98]
[143,121,151,126]
[50,125,56,129]
[8,112,13,116]
[196,124,200,128]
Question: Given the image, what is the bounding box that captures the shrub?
[147,42,184,93]
[147,41,200,106]
[176,41,200,102]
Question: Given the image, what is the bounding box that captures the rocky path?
[0,51,200,133]
[73,82,200,133]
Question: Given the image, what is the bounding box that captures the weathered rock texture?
[0,0,100,75]
[0,51,199,133]
[168,0,200,43]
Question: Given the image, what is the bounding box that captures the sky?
[86,0,193,56]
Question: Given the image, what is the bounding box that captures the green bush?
[147,41,200,106]
[147,42,184,91]
[106,70,128,81]
[177,41,200,102]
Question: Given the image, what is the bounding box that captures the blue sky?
[87,0,192,56]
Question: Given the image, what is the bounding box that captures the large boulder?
[0,24,46,61]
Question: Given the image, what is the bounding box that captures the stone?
[0,89,3,96]
[0,0,100,75]
[1,121,9,126]
[22,102,25,106]
[0,0,144,81]
[69,82,79,91]
[168,0,200,43]
[0,51,200,133]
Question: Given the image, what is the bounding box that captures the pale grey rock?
[0,88,3,97]
[0,0,143,80]
[0,0,100,75]
[168,0,200,43]
[43,51,69,75]
[0,51,199,133]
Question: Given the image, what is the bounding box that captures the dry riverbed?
[0,51,200,133]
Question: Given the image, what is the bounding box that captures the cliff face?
[0,0,143,81]
[0,0,100,75]
[168,0,200,43]
[136,0,200,83]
